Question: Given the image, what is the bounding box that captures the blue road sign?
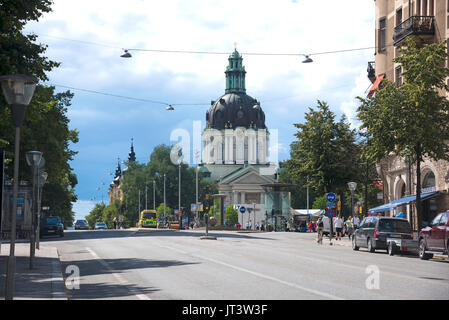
[240,206,246,214]
[326,193,336,203]
[327,202,336,208]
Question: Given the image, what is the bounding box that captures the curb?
[49,247,67,300]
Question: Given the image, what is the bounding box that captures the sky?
[23,0,375,220]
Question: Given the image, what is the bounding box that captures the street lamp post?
[194,150,199,225]
[153,179,156,210]
[25,150,42,269]
[163,173,166,226]
[0,74,38,300]
[348,182,357,217]
[36,170,47,250]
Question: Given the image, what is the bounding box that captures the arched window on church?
[423,171,435,190]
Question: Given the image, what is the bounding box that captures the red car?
[418,211,449,260]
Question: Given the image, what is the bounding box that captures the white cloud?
[22,0,376,200]
[72,199,98,220]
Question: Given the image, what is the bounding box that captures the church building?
[201,49,281,227]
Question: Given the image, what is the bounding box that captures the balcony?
[367,61,376,83]
[393,16,435,46]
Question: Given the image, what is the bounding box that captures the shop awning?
[368,74,385,97]
[368,191,438,214]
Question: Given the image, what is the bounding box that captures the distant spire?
[225,49,246,94]
[128,138,136,162]
[115,157,122,178]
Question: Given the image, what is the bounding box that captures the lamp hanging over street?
[120,49,132,58]
[302,55,313,63]
[166,105,174,111]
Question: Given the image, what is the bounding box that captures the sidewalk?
[0,243,67,300]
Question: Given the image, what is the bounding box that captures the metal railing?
[393,16,435,45]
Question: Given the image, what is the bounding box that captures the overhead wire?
[36,33,380,107]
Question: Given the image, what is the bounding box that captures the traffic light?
[337,200,341,212]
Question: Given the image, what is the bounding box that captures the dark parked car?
[74,219,89,230]
[418,211,449,260]
[352,216,414,254]
[40,216,64,237]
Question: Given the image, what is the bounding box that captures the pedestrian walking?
[345,216,353,239]
[351,215,360,230]
[316,217,324,244]
[334,214,344,240]
[113,217,118,230]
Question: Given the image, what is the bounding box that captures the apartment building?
[368,0,449,229]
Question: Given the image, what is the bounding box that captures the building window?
[396,8,402,26]
[378,17,387,53]
[423,0,428,16]
[395,66,403,87]
[429,0,434,16]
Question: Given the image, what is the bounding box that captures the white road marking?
[85,247,150,300]
[157,244,343,300]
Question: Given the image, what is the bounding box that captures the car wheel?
[352,236,359,251]
[367,238,375,253]
[388,242,395,256]
[419,239,432,260]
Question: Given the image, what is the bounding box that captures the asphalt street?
[40,229,449,300]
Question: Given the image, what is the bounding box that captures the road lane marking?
[156,243,343,300]
[85,247,150,300]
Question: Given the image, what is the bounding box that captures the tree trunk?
[415,145,422,232]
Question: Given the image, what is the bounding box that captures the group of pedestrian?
[316,214,361,244]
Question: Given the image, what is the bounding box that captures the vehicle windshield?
[76,220,87,224]
[46,217,61,224]
[378,219,411,233]
[143,212,156,219]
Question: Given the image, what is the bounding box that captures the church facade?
[201,50,280,227]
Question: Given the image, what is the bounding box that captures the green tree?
[357,39,449,230]
[312,195,326,210]
[225,206,239,225]
[120,144,218,226]
[85,203,106,229]
[156,203,172,221]
[288,101,360,196]
[0,1,79,226]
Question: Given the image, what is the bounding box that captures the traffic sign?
[239,206,246,214]
[327,202,336,208]
[326,192,336,203]
[326,208,336,218]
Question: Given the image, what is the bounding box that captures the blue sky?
[23,0,375,220]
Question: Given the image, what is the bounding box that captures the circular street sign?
[240,206,246,214]
[326,193,336,202]
[326,209,336,218]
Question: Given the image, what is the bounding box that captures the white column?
[241,191,246,204]
[257,129,267,164]
[225,129,234,164]
[202,131,210,164]
[235,127,245,164]
[247,129,257,164]
[214,130,223,164]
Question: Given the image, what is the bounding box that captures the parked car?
[40,216,64,237]
[352,216,414,253]
[74,219,89,230]
[94,222,107,230]
[418,211,449,260]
